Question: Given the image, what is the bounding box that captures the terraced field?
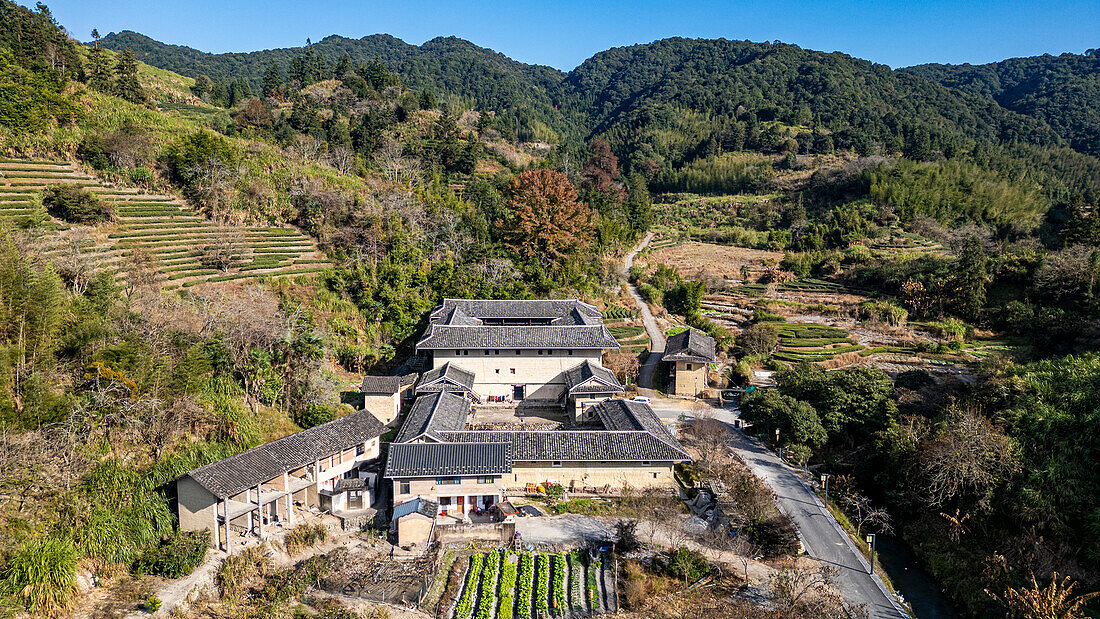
[773,322,864,362]
[0,159,327,288]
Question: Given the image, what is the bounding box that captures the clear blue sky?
[31,0,1100,70]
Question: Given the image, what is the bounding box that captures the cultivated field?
[445,549,616,619]
[0,158,327,288]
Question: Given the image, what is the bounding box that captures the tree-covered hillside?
[904,51,1100,157]
[561,38,1060,167]
[98,30,575,142]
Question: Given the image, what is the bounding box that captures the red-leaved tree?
[499,169,592,262]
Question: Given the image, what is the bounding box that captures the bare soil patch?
[644,242,783,281]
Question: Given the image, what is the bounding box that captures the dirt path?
[623,233,665,390]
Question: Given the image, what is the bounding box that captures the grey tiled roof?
[439,306,483,326]
[360,373,418,394]
[185,409,386,498]
[392,497,438,520]
[592,399,683,451]
[416,362,476,393]
[563,360,625,395]
[417,325,619,350]
[393,392,470,444]
[386,442,513,477]
[438,430,690,462]
[431,299,601,322]
[551,307,603,326]
[663,328,717,363]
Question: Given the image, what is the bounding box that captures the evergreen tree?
[335,53,352,78]
[625,173,652,232]
[113,48,145,104]
[262,61,282,97]
[950,236,989,319]
[85,46,112,92]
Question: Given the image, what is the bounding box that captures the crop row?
[475,551,499,619]
[779,337,857,347]
[0,159,67,165]
[567,552,585,614]
[516,552,533,619]
[535,554,549,618]
[456,553,485,619]
[551,553,566,617]
[497,552,518,619]
[586,555,600,610]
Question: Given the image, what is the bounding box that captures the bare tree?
[198,226,253,272]
[839,491,893,538]
[603,351,641,386]
[289,134,324,164]
[375,138,422,184]
[688,411,731,473]
[186,157,242,221]
[770,563,863,618]
[328,145,354,176]
[919,409,1019,508]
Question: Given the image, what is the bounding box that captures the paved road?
[623,232,665,389]
[728,428,909,618]
[650,401,908,618]
[646,400,906,615]
[623,263,908,618]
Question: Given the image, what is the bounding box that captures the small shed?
[392,498,438,546]
[492,501,519,520]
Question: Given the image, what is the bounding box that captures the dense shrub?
[133,530,209,578]
[745,514,801,558]
[0,536,79,615]
[665,546,709,582]
[42,184,115,224]
[284,522,329,556]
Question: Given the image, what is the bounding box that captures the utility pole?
[822,473,830,507]
[866,533,877,575]
[775,428,781,460]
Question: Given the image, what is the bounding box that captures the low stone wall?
[434,521,516,546]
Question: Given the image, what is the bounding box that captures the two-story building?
[416,299,621,403]
[176,408,386,550]
[663,328,717,397]
[385,395,690,524]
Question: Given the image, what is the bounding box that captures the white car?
[631,395,651,404]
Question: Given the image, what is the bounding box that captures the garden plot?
[773,322,863,362]
[0,159,328,288]
[447,549,615,619]
[603,304,650,353]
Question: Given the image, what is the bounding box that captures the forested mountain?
[101,33,1093,171]
[97,30,574,141]
[560,38,1064,168]
[903,51,1100,158]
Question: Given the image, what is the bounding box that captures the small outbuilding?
[391,497,439,546]
[663,328,716,396]
[360,373,418,424]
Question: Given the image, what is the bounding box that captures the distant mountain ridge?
[902,52,1100,157]
[100,31,1096,164]
[98,30,574,135]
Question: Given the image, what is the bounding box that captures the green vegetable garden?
[449,550,614,619]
